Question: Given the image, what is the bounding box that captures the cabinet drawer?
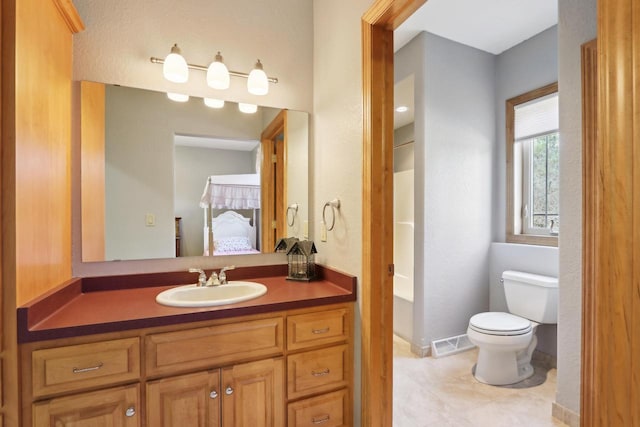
[287,309,349,351]
[146,316,284,376]
[287,345,348,400]
[288,389,349,427]
[32,337,140,397]
[33,384,140,426]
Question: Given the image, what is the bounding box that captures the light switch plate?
[145,213,155,226]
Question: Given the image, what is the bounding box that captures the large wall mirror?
[80,82,309,262]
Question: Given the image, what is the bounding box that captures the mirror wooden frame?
[361,0,640,425]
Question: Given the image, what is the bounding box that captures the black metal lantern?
[285,240,317,281]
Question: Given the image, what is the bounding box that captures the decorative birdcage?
[274,237,299,253]
[285,240,317,281]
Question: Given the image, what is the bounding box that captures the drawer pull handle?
[72,362,104,374]
[225,386,234,395]
[312,368,330,377]
[312,327,330,334]
[210,390,218,399]
[125,406,136,417]
[312,414,330,424]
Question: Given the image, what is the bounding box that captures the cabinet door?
[33,384,139,426]
[221,358,284,427]
[147,370,220,427]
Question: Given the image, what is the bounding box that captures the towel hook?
[287,203,299,227]
[322,199,340,231]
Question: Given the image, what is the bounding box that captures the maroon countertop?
[18,265,357,343]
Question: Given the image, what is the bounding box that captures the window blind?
[514,92,558,140]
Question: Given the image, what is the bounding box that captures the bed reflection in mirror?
[80,83,309,262]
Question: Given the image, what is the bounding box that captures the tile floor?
[393,335,568,427]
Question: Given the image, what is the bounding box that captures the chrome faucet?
[218,265,236,285]
[188,268,207,287]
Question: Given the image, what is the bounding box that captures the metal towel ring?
[322,199,341,231]
[286,203,299,227]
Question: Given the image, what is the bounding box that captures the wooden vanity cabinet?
[20,303,352,426]
[146,358,284,427]
[285,306,352,427]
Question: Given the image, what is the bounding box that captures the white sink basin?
[156,281,267,308]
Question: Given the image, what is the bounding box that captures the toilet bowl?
[467,312,538,385]
[467,271,558,386]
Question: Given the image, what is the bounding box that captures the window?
[506,83,559,246]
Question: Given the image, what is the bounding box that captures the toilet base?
[471,334,538,386]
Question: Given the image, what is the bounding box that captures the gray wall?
[395,32,496,353]
[104,85,267,260]
[174,146,254,257]
[490,26,559,357]
[557,0,596,415]
[494,26,558,242]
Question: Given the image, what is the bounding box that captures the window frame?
[506,82,559,247]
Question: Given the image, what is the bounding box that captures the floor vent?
[431,334,475,358]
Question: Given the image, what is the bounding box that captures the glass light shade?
[207,52,230,90]
[238,103,258,114]
[204,98,225,108]
[167,92,189,102]
[163,44,189,83]
[247,60,269,95]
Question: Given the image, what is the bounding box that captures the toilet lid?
[469,312,532,336]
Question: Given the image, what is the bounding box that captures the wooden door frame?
[362,0,638,425]
[361,1,425,425]
[580,1,640,424]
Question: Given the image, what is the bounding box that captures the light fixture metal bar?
[150,57,278,84]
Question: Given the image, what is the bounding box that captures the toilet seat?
[469,312,532,336]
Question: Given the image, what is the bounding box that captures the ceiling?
[394,0,558,55]
[393,0,558,129]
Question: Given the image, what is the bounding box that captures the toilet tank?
[502,270,558,324]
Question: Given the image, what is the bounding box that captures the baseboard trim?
[552,402,580,426]
[410,343,431,358]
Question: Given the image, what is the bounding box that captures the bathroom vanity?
[18,265,356,426]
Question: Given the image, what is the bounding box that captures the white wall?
[557,0,596,415]
[494,26,558,242]
[285,111,309,239]
[103,85,265,261]
[394,32,496,353]
[73,0,313,112]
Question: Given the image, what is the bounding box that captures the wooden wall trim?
[585,0,640,423]
[580,38,597,427]
[1,0,19,424]
[52,0,84,33]
[361,1,424,425]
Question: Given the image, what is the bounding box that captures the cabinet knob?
[225,386,234,395]
[125,407,136,417]
[209,390,218,399]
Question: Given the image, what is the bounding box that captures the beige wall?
[313,1,372,424]
[73,0,313,112]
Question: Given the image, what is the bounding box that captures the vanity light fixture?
[162,44,189,83]
[151,45,278,95]
[247,60,269,95]
[396,105,409,113]
[206,52,230,90]
[238,103,258,114]
[204,98,225,108]
[167,92,189,102]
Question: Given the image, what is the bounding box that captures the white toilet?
[467,270,558,386]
